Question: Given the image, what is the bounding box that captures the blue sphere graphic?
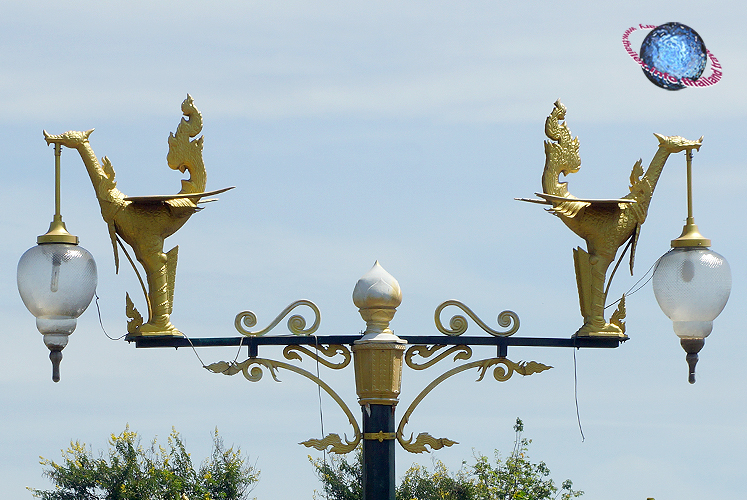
[640,22,707,90]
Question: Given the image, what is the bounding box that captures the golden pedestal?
[353,341,406,406]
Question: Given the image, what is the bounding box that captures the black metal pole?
[362,403,396,500]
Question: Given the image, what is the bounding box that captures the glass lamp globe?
[653,246,731,383]
[17,242,97,382]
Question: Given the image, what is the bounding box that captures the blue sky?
[2,1,746,499]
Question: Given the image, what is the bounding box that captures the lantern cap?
[37,216,79,245]
[671,217,710,248]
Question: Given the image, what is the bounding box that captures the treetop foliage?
[29,426,259,500]
[311,418,583,500]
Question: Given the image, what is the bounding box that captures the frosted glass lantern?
[19,140,98,382]
[653,247,731,383]
[18,243,97,382]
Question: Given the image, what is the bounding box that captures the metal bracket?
[364,431,396,442]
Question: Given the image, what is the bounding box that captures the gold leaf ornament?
[300,433,359,455]
[126,293,143,335]
[397,432,458,454]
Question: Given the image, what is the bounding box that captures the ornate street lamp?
[17,142,98,382]
[21,97,735,500]
[652,147,731,383]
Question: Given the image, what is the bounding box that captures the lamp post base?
[362,403,396,500]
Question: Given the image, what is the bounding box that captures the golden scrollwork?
[234,299,321,336]
[283,344,352,369]
[398,433,459,454]
[205,357,361,454]
[404,345,472,370]
[205,358,281,382]
[474,358,553,382]
[301,433,360,455]
[609,294,627,334]
[396,356,550,454]
[434,300,520,337]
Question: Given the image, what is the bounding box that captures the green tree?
[469,418,582,500]
[311,448,362,500]
[311,418,583,500]
[396,459,475,500]
[29,427,259,500]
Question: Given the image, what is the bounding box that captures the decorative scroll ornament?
[397,356,551,454]
[474,358,552,382]
[517,99,703,338]
[302,433,361,455]
[205,357,361,454]
[205,358,281,382]
[283,344,352,370]
[434,300,520,337]
[126,293,143,335]
[398,433,458,454]
[404,345,472,370]
[234,300,321,336]
[609,294,627,335]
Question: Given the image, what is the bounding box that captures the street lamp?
[652,147,731,383]
[17,142,98,382]
[19,97,734,500]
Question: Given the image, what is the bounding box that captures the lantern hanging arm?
[671,143,709,248]
[652,137,732,384]
[37,140,78,245]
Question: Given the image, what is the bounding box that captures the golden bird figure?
[44,95,233,337]
[519,100,702,337]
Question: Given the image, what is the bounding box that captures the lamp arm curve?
[205,357,361,454]
[397,357,550,453]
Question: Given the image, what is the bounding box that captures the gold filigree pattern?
[205,358,281,382]
[404,345,472,370]
[301,434,359,455]
[205,357,360,454]
[126,292,143,335]
[234,299,321,336]
[609,295,627,334]
[283,344,352,369]
[397,356,550,454]
[474,358,553,382]
[398,433,458,454]
[434,300,520,337]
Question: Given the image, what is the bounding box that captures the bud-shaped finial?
[353,261,402,342]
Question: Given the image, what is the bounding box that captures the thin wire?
[233,335,246,363]
[184,330,248,374]
[572,342,585,442]
[314,334,328,466]
[95,285,248,373]
[604,257,661,310]
[95,293,127,341]
[180,330,209,367]
[576,257,662,442]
